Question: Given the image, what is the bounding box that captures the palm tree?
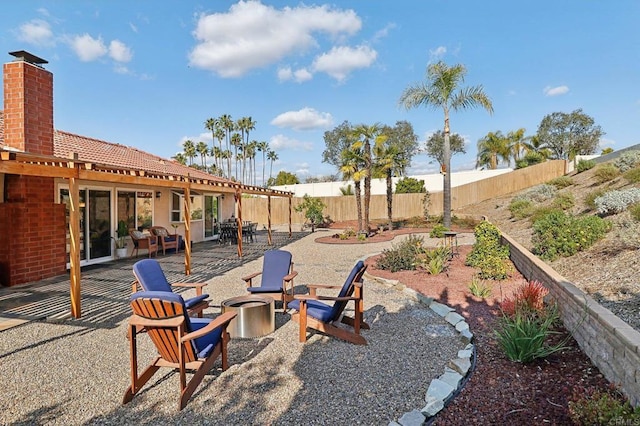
[230,132,242,181]
[219,114,234,178]
[172,152,187,165]
[374,138,407,231]
[476,131,511,169]
[214,127,225,176]
[257,141,269,186]
[237,116,256,183]
[204,117,218,161]
[245,140,258,186]
[352,123,383,234]
[340,147,367,234]
[399,61,493,227]
[506,128,529,164]
[182,139,196,166]
[196,141,209,169]
[267,150,278,183]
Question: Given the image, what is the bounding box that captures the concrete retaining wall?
[501,231,640,406]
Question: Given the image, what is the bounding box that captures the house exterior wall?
[0,56,65,287]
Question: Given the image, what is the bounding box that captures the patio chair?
[150,226,181,255]
[289,260,369,345]
[242,250,297,311]
[123,291,236,411]
[129,229,158,258]
[132,259,209,318]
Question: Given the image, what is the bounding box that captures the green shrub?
[547,176,573,189]
[466,222,510,280]
[495,303,568,363]
[514,184,557,203]
[585,189,606,210]
[531,210,611,261]
[569,386,640,425]
[429,224,448,238]
[551,192,575,210]
[469,275,492,298]
[475,254,511,280]
[509,199,534,219]
[594,164,621,184]
[376,234,424,272]
[630,204,640,222]
[576,159,596,173]
[623,166,640,183]
[415,245,450,275]
[529,206,562,224]
[614,150,640,172]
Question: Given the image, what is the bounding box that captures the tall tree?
[351,123,383,234]
[340,147,366,233]
[476,131,511,169]
[322,120,356,168]
[204,117,218,164]
[374,139,404,231]
[196,141,209,169]
[219,114,234,178]
[506,128,529,164]
[425,130,466,167]
[172,152,187,165]
[237,116,256,183]
[267,150,278,182]
[399,61,493,227]
[182,139,196,165]
[230,132,242,181]
[257,141,269,186]
[536,109,604,160]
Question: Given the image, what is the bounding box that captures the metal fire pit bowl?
[221,295,275,338]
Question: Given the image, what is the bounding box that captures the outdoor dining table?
[219,222,257,244]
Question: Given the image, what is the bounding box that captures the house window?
[171,192,203,222]
[117,191,153,231]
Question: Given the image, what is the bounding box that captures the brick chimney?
[0,51,65,286]
[3,50,53,155]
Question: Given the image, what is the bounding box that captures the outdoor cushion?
[288,299,334,322]
[133,258,210,299]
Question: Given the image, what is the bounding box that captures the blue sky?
[1,1,639,184]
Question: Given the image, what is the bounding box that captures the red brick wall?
[3,60,54,155]
[0,57,63,286]
[0,176,66,286]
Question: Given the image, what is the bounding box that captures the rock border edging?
[363,272,476,426]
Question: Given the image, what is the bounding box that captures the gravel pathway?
[0,230,466,425]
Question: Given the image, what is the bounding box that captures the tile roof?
[0,110,229,184]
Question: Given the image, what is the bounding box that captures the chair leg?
[299,301,308,342]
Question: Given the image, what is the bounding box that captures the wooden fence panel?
[242,160,566,227]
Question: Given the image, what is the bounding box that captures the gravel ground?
[0,230,465,425]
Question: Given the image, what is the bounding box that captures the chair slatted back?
[130,293,198,363]
[329,261,367,321]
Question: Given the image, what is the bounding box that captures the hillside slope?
[457,159,640,332]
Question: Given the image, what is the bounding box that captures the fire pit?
[220,295,275,338]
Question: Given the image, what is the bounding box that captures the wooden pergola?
[0,149,293,318]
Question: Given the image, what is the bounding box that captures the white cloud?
[16,19,54,46]
[188,1,361,77]
[278,66,313,83]
[271,107,333,130]
[373,23,396,42]
[109,40,133,62]
[543,85,569,97]
[599,137,615,147]
[270,134,314,151]
[129,22,138,33]
[312,45,377,82]
[69,33,107,62]
[429,46,447,60]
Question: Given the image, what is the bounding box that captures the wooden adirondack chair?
[242,250,298,311]
[123,291,236,411]
[289,261,369,345]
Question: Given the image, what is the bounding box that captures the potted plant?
[113,220,129,258]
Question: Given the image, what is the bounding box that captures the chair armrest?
[241,271,262,285]
[283,271,298,282]
[306,283,342,290]
[181,312,237,342]
[294,294,359,302]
